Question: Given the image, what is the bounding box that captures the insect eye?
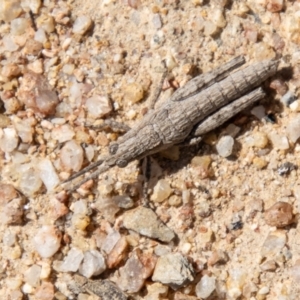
[109,143,118,154]
[117,159,128,168]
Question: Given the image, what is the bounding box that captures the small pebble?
[290,259,300,281]
[168,195,182,207]
[195,275,216,299]
[34,281,55,300]
[107,236,128,268]
[208,250,229,266]
[257,286,269,295]
[71,213,90,231]
[124,82,144,103]
[101,229,121,254]
[92,196,120,223]
[210,8,226,28]
[267,0,284,12]
[264,202,294,227]
[286,115,300,143]
[79,250,106,278]
[85,95,112,118]
[24,265,41,287]
[246,132,269,149]
[152,13,162,29]
[216,135,234,157]
[0,128,19,153]
[34,28,47,44]
[252,157,268,169]
[36,14,55,33]
[191,155,212,179]
[61,248,84,272]
[281,91,295,106]
[260,260,277,272]
[60,140,84,172]
[10,18,30,35]
[268,132,289,150]
[51,124,75,143]
[204,20,218,36]
[225,123,240,138]
[261,230,286,258]
[152,253,194,289]
[112,195,134,209]
[33,226,62,258]
[73,16,92,35]
[122,206,175,242]
[116,251,157,293]
[1,63,21,77]
[17,72,59,116]
[251,105,266,119]
[37,158,60,191]
[0,0,23,22]
[269,78,288,96]
[151,179,172,203]
[21,0,42,14]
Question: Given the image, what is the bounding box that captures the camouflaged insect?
[64,56,278,193]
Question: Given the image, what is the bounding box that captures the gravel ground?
[1,0,300,299]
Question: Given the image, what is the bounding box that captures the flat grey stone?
[152,253,195,289]
[122,207,175,243]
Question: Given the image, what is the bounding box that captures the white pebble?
[85,145,95,162]
[152,14,162,29]
[10,18,30,35]
[79,250,107,278]
[24,265,41,287]
[204,20,218,36]
[14,118,34,143]
[69,82,82,108]
[62,64,75,75]
[3,35,19,52]
[37,158,60,191]
[286,115,300,143]
[33,226,62,258]
[51,124,75,143]
[195,275,216,299]
[216,135,234,157]
[22,283,33,294]
[85,95,112,118]
[19,163,43,196]
[0,128,18,153]
[71,199,88,215]
[34,28,47,44]
[72,16,92,35]
[101,229,121,254]
[269,132,289,150]
[21,0,42,14]
[258,286,270,295]
[289,100,300,111]
[61,248,84,272]
[60,140,84,172]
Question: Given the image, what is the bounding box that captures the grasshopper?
[64,56,278,193]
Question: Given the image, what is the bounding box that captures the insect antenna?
[66,163,111,194]
[62,158,105,183]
